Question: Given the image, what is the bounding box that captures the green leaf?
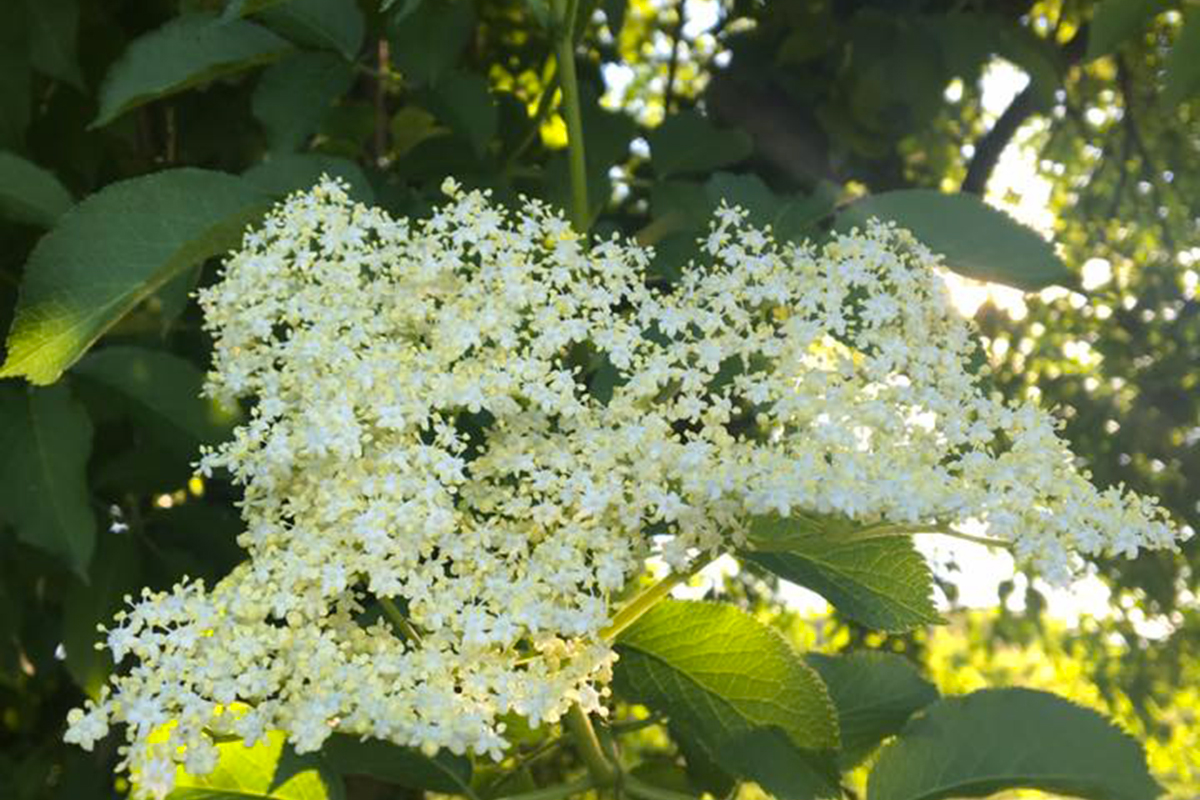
[1163,10,1200,107]
[93,13,293,128]
[705,172,836,242]
[73,346,237,445]
[743,523,942,633]
[166,731,344,800]
[253,51,355,152]
[62,531,141,696]
[321,734,473,794]
[1,169,269,385]
[615,600,840,799]
[424,71,497,158]
[867,688,1163,800]
[0,383,95,575]
[258,0,365,61]
[244,153,374,203]
[1087,0,1166,60]
[22,0,83,88]
[388,0,476,86]
[805,652,939,769]
[649,111,753,178]
[0,151,73,228]
[837,189,1070,291]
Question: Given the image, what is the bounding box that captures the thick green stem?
[600,559,709,642]
[564,705,618,788]
[551,0,589,230]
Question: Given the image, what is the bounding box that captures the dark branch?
[961,84,1039,195]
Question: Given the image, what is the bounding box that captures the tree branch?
[961,83,1039,195]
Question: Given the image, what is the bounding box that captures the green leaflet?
[93,13,292,128]
[1087,0,1166,60]
[0,151,73,228]
[73,346,238,445]
[0,383,95,575]
[252,51,355,152]
[257,0,365,61]
[805,652,939,769]
[867,688,1162,800]
[649,110,753,178]
[1,169,269,384]
[743,517,943,632]
[320,734,473,794]
[836,189,1071,291]
[615,600,840,799]
[166,731,344,800]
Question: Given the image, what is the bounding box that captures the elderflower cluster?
[65,177,1179,797]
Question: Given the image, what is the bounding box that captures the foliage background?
[0,0,1196,797]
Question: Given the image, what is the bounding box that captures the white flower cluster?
[65,178,1179,797]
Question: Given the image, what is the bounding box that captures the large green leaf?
[1,169,268,384]
[836,189,1070,291]
[252,52,354,152]
[649,111,753,178]
[0,383,95,575]
[73,346,237,445]
[0,2,31,149]
[320,735,473,794]
[62,532,141,697]
[805,652,939,769]
[22,0,83,88]
[743,521,942,633]
[388,0,476,86]
[867,688,1162,800]
[0,152,73,228]
[93,13,292,128]
[258,0,365,61]
[615,600,840,799]
[424,71,497,158]
[1163,10,1200,107]
[166,731,343,800]
[1087,0,1166,60]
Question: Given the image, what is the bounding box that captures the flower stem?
[600,559,709,642]
[379,597,423,644]
[563,705,618,789]
[551,0,588,231]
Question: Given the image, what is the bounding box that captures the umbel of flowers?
[64,178,1179,797]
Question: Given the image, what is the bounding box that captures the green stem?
[495,775,596,800]
[379,597,423,644]
[551,0,589,230]
[600,559,710,642]
[564,705,618,788]
[839,522,1011,550]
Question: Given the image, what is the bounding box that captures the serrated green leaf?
[93,13,292,128]
[165,731,343,800]
[1,169,269,384]
[388,0,476,86]
[1087,0,1166,60]
[253,52,355,152]
[73,346,237,445]
[1163,10,1200,107]
[258,0,365,61]
[743,525,942,633]
[22,0,83,88]
[0,151,73,228]
[805,652,939,769]
[63,532,141,697]
[243,154,374,203]
[321,734,473,794]
[0,383,95,575]
[837,189,1070,291]
[867,688,1163,800]
[649,111,752,178]
[222,0,295,20]
[615,600,840,799]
